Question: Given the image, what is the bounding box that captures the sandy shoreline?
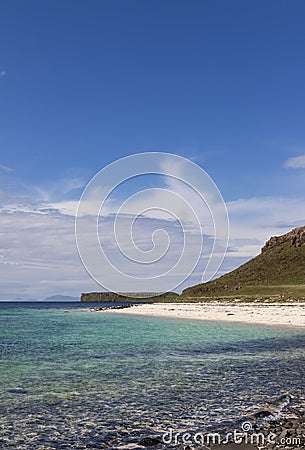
[103,302,305,327]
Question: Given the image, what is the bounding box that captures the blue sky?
[0,1,305,299]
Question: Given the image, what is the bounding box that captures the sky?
[0,0,305,299]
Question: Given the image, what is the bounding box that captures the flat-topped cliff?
[81,292,178,302]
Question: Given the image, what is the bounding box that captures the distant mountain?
[43,295,80,302]
[182,226,305,302]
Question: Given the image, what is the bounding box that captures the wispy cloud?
[0,165,86,204]
[0,71,6,78]
[32,176,86,202]
[0,164,14,173]
[1,163,305,299]
[2,188,305,299]
[283,154,305,169]
[0,204,98,299]
[226,196,305,257]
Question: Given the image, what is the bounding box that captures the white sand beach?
[105,302,305,327]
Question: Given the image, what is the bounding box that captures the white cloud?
[0,71,6,78]
[0,202,193,298]
[2,192,304,299]
[226,196,305,257]
[0,206,98,300]
[0,163,14,173]
[0,171,93,299]
[1,161,305,299]
[283,154,305,169]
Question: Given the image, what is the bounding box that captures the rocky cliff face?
[262,226,305,253]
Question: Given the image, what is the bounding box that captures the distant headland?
[43,295,80,301]
[80,292,178,302]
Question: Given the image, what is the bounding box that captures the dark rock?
[139,436,161,447]
[253,410,273,419]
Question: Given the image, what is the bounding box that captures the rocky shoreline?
[90,303,137,312]
[118,395,305,449]
[212,395,305,450]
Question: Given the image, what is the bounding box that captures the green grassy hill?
[182,226,305,302]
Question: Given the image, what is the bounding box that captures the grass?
[181,241,305,302]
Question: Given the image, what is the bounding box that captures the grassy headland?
[182,226,305,302]
[81,226,305,303]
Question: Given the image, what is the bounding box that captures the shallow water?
[1,302,305,449]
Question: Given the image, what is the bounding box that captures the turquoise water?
[1,302,305,449]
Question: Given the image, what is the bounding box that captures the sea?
[1,301,305,449]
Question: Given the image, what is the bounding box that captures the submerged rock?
[139,436,162,447]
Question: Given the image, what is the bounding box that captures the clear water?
[1,302,305,449]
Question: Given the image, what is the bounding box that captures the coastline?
[102,302,305,327]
